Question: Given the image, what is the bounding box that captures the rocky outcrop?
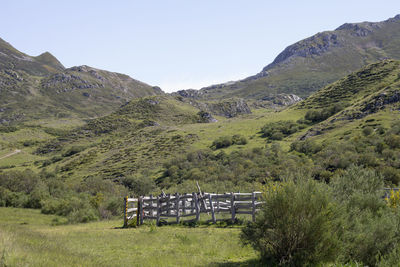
[335,22,381,37]
[41,72,104,93]
[360,90,400,113]
[262,94,302,106]
[263,32,341,71]
[205,98,251,118]
[197,111,217,123]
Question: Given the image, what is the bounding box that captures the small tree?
[241,179,343,266]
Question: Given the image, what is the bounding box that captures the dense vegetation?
[158,120,400,191]
[0,170,127,223]
[241,166,400,266]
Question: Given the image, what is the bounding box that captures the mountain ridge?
[0,38,163,124]
[175,14,400,101]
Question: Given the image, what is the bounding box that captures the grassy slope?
[0,207,257,267]
[292,59,400,141]
[1,60,399,188]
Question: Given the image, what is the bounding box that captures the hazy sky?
[1,1,400,92]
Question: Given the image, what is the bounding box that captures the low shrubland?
[241,166,400,266]
[0,170,127,223]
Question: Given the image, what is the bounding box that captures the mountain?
[0,38,162,124]
[1,59,396,187]
[175,14,400,101]
[0,37,64,75]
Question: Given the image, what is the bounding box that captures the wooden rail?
[124,192,263,227]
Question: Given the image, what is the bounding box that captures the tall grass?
[0,208,257,267]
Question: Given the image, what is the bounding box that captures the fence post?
[251,192,256,222]
[182,193,186,214]
[216,193,220,213]
[175,193,180,223]
[191,192,195,213]
[123,196,128,227]
[231,192,235,223]
[209,194,216,223]
[149,194,153,217]
[167,194,171,216]
[136,197,141,226]
[193,192,200,222]
[139,197,144,225]
[156,196,160,226]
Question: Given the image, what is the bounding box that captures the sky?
[1,1,400,92]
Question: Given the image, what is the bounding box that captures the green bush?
[385,134,400,149]
[0,170,39,194]
[331,166,400,266]
[232,134,247,145]
[290,139,322,155]
[241,179,343,266]
[378,246,400,267]
[122,174,156,196]
[260,121,304,141]
[304,104,345,123]
[362,126,373,136]
[67,208,99,224]
[211,136,233,149]
[41,195,99,223]
[211,134,247,149]
[0,187,29,207]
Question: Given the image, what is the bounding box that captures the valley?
[1,14,400,267]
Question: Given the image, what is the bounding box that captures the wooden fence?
[123,192,263,227]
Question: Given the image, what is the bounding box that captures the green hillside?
[1,47,400,267]
[176,14,400,101]
[0,38,162,124]
[1,59,399,191]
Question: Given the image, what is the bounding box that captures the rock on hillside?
[175,97,252,118]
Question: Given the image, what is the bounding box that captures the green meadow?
[0,208,258,267]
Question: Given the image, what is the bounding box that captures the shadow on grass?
[208,258,269,267]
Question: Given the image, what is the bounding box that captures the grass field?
[0,208,258,267]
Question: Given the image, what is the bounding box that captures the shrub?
[211,135,247,149]
[290,139,322,155]
[0,187,28,207]
[261,121,303,140]
[122,174,156,196]
[304,104,345,123]
[232,134,248,145]
[41,195,99,223]
[211,136,233,149]
[381,166,400,185]
[241,179,343,266]
[67,208,99,224]
[378,246,400,267]
[362,126,373,136]
[385,134,400,149]
[331,166,400,266]
[0,170,39,194]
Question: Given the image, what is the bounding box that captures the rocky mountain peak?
[262,32,340,71]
